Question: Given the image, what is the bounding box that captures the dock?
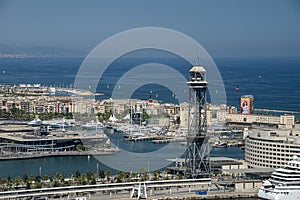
[0,148,119,160]
[152,137,186,144]
[125,135,163,141]
[125,135,186,143]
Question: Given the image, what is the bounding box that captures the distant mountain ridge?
[0,44,86,57]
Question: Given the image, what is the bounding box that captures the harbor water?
[0,131,245,178]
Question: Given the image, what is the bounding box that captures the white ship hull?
[258,188,275,199]
[258,188,300,199]
[258,156,300,200]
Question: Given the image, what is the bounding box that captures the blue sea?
[0,55,299,115]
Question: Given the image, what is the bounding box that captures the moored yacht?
[27,116,42,126]
[258,155,300,199]
[82,120,104,130]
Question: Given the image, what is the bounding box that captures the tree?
[97,112,112,122]
[79,173,87,185]
[142,112,150,122]
[90,177,96,185]
[152,171,159,181]
[98,169,105,179]
[116,171,126,183]
[75,170,81,178]
[35,175,41,182]
[55,173,64,185]
[0,178,7,191]
[67,172,73,186]
[105,170,111,183]
[10,107,20,119]
[22,173,28,183]
[166,168,171,174]
[86,171,93,183]
[13,177,23,187]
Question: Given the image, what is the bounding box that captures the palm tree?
[86,171,93,183]
[6,176,12,190]
[55,173,64,186]
[34,175,42,188]
[25,175,35,189]
[0,178,7,191]
[116,171,126,183]
[22,173,28,184]
[75,170,81,178]
[105,170,111,183]
[79,173,87,185]
[152,171,159,181]
[13,177,23,187]
[98,169,105,179]
[67,172,73,186]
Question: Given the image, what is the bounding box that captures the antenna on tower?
[195,56,200,66]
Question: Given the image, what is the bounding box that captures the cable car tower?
[185,59,211,178]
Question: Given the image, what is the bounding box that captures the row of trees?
[0,107,73,120]
[0,169,183,191]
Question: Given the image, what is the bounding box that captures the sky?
[0,0,299,57]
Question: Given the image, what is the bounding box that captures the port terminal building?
[0,125,110,158]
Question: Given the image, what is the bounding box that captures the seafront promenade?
[0,178,259,200]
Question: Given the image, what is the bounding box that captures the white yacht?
[258,155,300,199]
[82,121,104,130]
[27,116,42,126]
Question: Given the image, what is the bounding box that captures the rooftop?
[189,66,206,73]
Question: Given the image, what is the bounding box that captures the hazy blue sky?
[0,0,299,57]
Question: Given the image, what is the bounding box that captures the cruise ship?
[258,155,300,199]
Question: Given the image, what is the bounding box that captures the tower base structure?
[185,135,210,178]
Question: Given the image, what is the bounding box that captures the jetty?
[0,148,119,160]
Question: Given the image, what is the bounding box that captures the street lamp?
[96,163,99,180]
[39,166,42,177]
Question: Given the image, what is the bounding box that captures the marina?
[0,124,118,160]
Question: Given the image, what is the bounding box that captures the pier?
[125,135,186,143]
[152,137,186,144]
[125,135,162,142]
[0,148,119,160]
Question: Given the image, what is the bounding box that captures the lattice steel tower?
[184,61,211,178]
